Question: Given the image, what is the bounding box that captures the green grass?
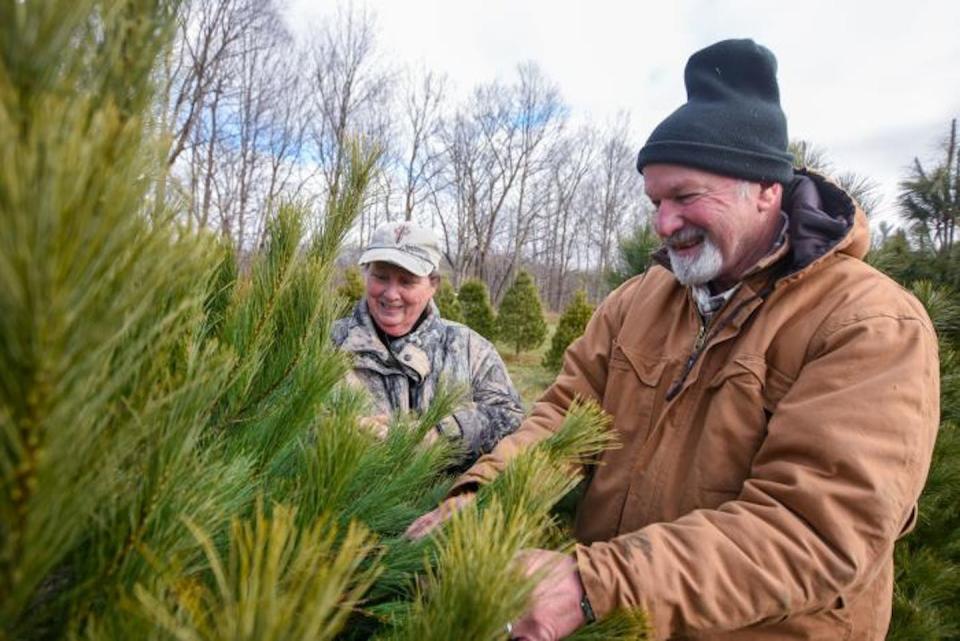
[497,313,558,408]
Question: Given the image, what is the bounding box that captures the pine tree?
[606,224,660,289]
[544,290,595,372]
[898,119,960,255]
[458,278,498,339]
[337,265,366,310]
[887,280,960,641]
[0,4,651,640]
[497,271,548,355]
[434,277,464,322]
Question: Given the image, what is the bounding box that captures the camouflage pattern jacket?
[332,300,523,460]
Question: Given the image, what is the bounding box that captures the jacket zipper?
[666,318,708,401]
[664,272,783,402]
[694,321,707,351]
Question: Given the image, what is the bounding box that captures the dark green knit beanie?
[636,38,794,184]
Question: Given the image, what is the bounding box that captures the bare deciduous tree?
[163,0,266,168]
[166,0,318,250]
[399,67,447,222]
[540,128,595,309]
[161,0,654,302]
[307,2,392,244]
[587,114,646,298]
[433,63,567,295]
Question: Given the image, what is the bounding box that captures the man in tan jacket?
[407,39,940,640]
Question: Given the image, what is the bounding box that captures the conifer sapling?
[497,271,547,355]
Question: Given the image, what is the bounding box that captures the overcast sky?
[289,0,960,225]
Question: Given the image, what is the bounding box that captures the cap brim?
[358,248,434,276]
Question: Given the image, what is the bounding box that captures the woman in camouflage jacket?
[332,222,523,462]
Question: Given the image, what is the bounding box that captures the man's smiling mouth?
[666,229,706,251]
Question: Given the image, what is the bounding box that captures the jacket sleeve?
[576,311,940,638]
[449,278,637,492]
[442,333,525,458]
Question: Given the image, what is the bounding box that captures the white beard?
[667,236,723,286]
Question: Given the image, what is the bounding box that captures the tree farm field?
[497,312,559,408]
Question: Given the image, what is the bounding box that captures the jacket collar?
[340,299,441,382]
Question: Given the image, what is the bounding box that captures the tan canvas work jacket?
[453,171,940,640]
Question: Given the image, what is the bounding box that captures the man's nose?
[654,201,683,238]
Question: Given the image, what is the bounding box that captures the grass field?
[495,312,559,408]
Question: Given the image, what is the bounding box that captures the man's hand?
[510,549,587,641]
[357,414,390,440]
[404,492,475,540]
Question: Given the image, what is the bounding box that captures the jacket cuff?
[437,414,463,439]
[447,465,496,496]
[575,543,616,620]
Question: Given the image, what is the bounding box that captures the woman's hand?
[357,414,390,440]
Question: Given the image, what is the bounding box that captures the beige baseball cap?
[358,222,442,277]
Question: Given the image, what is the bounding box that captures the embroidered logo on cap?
[394,224,410,245]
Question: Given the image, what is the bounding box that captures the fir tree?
[434,277,464,322]
[337,265,366,310]
[497,271,548,355]
[544,290,595,372]
[458,278,498,339]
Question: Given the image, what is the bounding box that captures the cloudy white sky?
[290,0,960,224]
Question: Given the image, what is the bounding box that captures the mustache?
[664,227,707,249]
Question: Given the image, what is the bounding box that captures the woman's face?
[364,261,437,337]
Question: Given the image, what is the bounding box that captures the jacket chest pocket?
[603,341,668,452]
[693,356,777,501]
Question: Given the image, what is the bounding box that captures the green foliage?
[899,119,960,253]
[497,271,547,355]
[384,401,647,641]
[337,266,367,311]
[134,503,382,641]
[606,225,660,288]
[544,290,594,372]
[888,279,960,639]
[383,501,540,641]
[0,9,645,641]
[0,0,207,632]
[790,139,882,216]
[433,277,463,323]
[458,278,498,340]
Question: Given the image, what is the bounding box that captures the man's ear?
[757,181,783,214]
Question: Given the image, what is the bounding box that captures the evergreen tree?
[607,224,660,288]
[544,290,595,372]
[337,265,366,310]
[497,271,548,355]
[790,139,882,216]
[434,277,464,322]
[0,4,650,640]
[899,119,960,255]
[887,280,960,641]
[458,278,498,339]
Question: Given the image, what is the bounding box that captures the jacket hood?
[784,168,869,274]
